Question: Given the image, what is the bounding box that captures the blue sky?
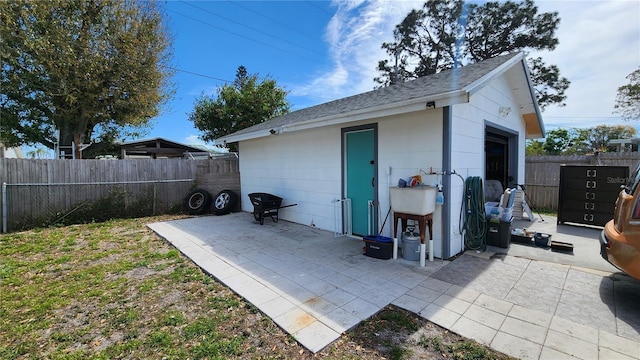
[154,0,640,150]
[20,0,640,156]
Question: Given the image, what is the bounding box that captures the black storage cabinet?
[558,165,629,227]
[486,220,511,248]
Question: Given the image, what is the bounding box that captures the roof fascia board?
[520,59,545,137]
[219,129,275,144]
[219,90,469,143]
[286,90,468,132]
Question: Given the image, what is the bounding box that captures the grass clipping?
[0,215,514,360]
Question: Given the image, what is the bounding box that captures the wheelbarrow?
[248,193,297,225]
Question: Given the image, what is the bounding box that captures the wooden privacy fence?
[0,156,239,232]
[524,153,640,211]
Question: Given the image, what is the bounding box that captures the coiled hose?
[461,176,487,251]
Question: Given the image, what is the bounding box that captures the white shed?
[217,52,544,260]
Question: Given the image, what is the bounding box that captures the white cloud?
[184,134,230,152]
[187,85,217,97]
[532,0,640,130]
[291,0,423,103]
[184,134,207,146]
[296,0,639,132]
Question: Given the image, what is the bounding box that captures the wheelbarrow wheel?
[213,190,238,215]
[184,189,212,215]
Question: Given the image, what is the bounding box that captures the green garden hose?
[462,176,487,251]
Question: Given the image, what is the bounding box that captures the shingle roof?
[218,52,528,142]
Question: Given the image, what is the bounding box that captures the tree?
[614,67,640,121]
[374,0,465,85]
[26,147,50,159]
[189,66,290,152]
[532,125,636,156]
[543,128,572,155]
[574,125,636,153]
[525,139,545,156]
[375,0,569,109]
[0,0,173,159]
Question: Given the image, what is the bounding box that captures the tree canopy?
[526,124,637,155]
[0,0,174,158]
[375,0,569,110]
[614,67,640,121]
[189,66,290,152]
[542,128,572,155]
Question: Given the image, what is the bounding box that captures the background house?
[218,52,544,260]
[118,138,208,159]
[609,138,640,152]
[0,143,24,159]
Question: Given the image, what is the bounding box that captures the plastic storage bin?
[486,220,511,248]
[363,235,393,259]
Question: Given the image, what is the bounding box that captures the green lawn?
[0,215,297,359]
[0,215,513,360]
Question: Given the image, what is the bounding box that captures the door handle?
[371,177,375,187]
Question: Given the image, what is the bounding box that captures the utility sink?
[390,186,437,215]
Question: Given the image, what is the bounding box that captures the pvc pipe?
[367,200,373,235]
[420,243,426,267]
[393,238,398,259]
[429,239,434,262]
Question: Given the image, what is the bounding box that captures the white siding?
[238,110,445,240]
[378,110,444,256]
[239,126,342,231]
[447,75,527,257]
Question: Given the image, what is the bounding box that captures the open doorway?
[485,125,518,190]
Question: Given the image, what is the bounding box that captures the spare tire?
[213,190,238,215]
[184,189,212,215]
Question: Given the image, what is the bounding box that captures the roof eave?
[216,89,469,144]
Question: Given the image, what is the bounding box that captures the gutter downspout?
[442,106,452,259]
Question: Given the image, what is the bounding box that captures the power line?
[180,1,328,60]
[229,1,324,46]
[163,3,392,103]
[170,67,232,83]
[167,67,338,103]
[304,0,389,44]
[304,0,335,17]
[167,2,379,80]
[166,7,341,72]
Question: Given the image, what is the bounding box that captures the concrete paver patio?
[148,213,640,359]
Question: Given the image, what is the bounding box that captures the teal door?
[344,128,376,236]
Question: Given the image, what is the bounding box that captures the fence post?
[153,182,157,215]
[2,182,7,233]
